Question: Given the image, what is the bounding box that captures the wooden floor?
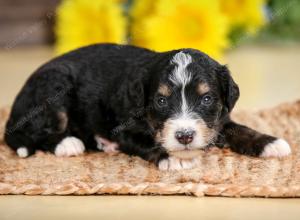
[0,196,300,220]
[0,44,300,220]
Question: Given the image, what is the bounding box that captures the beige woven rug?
[0,101,300,197]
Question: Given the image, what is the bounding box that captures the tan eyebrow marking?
[197,82,210,95]
[158,84,172,97]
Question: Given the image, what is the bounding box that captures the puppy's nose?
[175,129,195,145]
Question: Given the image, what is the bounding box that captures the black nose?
[175,129,195,145]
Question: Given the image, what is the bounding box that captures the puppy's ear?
[127,77,145,109]
[113,75,145,119]
[218,65,240,113]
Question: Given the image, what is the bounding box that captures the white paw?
[158,156,198,171]
[17,147,28,158]
[260,139,291,158]
[102,143,119,153]
[95,135,119,153]
[55,137,85,157]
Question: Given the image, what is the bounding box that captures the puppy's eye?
[201,95,213,106]
[157,97,168,107]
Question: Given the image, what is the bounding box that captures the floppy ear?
[218,65,240,113]
[127,77,145,110]
[113,75,145,119]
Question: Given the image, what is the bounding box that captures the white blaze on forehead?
[170,52,192,86]
[169,51,193,118]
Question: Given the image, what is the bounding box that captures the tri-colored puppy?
[5,44,291,170]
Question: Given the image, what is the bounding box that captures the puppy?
[4,43,291,170]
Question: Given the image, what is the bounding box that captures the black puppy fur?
[5,43,290,169]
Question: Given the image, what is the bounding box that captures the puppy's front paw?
[260,139,291,158]
[158,157,198,171]
[17,147,29,158]
[55,137,85,157]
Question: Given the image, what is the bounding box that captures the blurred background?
[0,1,300,218]
[0,0,300,109]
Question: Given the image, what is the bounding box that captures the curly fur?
[4,43,291,169]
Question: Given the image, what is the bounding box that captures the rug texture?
[0,101,300,197]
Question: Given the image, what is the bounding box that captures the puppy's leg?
[115,123,200,170]
[6,109,86,158]
[37,110,86,157]
[115,129,169,165]
[5,70,86,157]
[220,121,291,157]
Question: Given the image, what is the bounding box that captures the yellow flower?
[221,0,266,33]
[130,0,158,20]
[130,0,229,59]
[55,0,127,54]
